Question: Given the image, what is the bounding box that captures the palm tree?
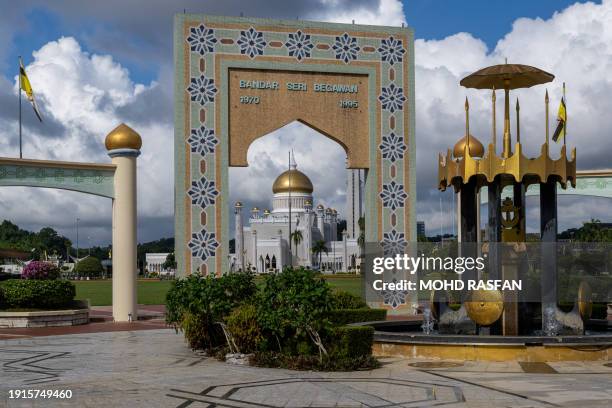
[290,230,303,264]
[357,216,365,250]
[311,240,328,270]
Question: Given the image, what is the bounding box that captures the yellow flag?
[19,58,43,122]
[552,96,566,142]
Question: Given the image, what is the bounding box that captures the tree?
[311,240,328,270]
[74,256,103,278]
[163,252,177,270]
[290,230,303,263]
[575,219,612,242]
[357,217,365,250]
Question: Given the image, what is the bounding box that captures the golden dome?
[105,123,142,151]
[464,289,504,326]
[235,201,243,208]
[272,169,313,194]
[453,135,484,159]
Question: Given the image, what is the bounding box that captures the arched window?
[271,255,277,270]
[265,255,270,269]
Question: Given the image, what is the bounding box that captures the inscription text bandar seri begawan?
[228,68,369,169]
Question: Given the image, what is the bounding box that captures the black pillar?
[460,179,478,284]
[540,180,558,326]
[487,179,502,280]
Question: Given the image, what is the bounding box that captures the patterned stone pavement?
[0,329,611,407]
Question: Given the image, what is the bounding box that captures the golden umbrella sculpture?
[460,63,554,157]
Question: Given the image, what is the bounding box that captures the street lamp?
[76,217,80,264]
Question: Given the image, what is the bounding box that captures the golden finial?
[465,97,470,154]
[545,89,550,148]
[515,98,520,143]
[491,85,496,153]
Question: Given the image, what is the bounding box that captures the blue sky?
[5,1,596,85]
[403,0,590,49]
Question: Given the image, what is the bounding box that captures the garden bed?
[0,300,90,328]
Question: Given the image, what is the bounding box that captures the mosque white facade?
[232,155,362,273]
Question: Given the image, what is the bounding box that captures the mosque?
[232,154,362,273]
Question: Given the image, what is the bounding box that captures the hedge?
[329,325,374,358]
[326,308,387,325]
[0,286,4,308]
[73,257,104,278]
[2,279,76,309]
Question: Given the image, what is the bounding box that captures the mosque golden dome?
[453,135,484,159]
[105,123,142,151]
[272,169,314,194]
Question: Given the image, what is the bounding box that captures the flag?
[19,58,43,122]
[552,96,566,142]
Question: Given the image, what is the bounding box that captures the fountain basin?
[358,320,612,362]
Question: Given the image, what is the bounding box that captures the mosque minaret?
[232,153,361,273]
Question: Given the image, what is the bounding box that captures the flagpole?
[18,56,22,159]
[563,82,567,147]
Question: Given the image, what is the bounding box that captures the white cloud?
[2,37,173,245]
[314,0,406,26]
[230,122,348,217]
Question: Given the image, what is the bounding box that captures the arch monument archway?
[174,15,417,312]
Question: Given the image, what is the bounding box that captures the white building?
[233,155,361,273]
[145,253,174,275]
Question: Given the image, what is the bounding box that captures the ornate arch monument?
[174,15,416,278]
[0,123,141,322]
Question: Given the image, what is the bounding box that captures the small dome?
[251,207,259,212]
[235,201,243,208]
[272,169,313,194]
[453,135,484,159]
[263,209,270,215]
[105,123,142,151]
[316,204,324,210]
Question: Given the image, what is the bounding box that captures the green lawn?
[73,275,363,306]
[74,279,174,306]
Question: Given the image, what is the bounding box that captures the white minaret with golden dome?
[234,201,244,271]
[105,123,141,322]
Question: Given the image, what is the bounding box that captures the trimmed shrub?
[73,257,103,278]
[21,261,60,280]
[3,279,75,309]
[182,311,224,351]
[328,326,374,358]
[0,286,5,308]
[166,272,256,351]
[256,268,332,356]
[326,308,387,325]
[250,351,379,371]
[331,291,367,309]
[226,304,263,353]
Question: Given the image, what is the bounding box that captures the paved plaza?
[0,328,611,407]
